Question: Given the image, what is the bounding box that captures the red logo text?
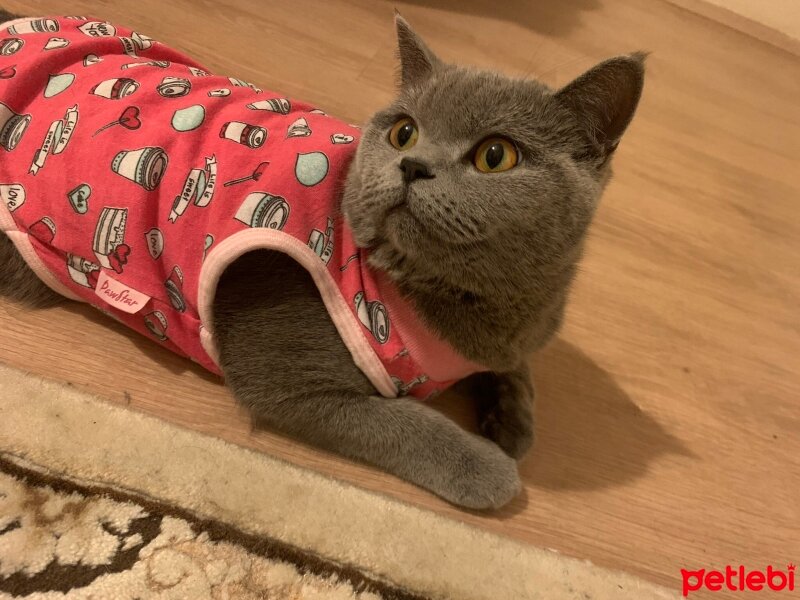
[681,565,795,596]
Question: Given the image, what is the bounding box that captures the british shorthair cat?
[0,11,644,508]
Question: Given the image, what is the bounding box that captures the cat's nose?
[399,158,435,184]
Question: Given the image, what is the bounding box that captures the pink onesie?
[0,16,485,399]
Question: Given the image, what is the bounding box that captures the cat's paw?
[436,435,522,510]
[474,371,535,460]
[479,398,534,460]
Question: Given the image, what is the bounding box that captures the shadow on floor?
[435,336,693,518]
[60,301,221,384]
[521,338,693,491]
[400,0,600,36]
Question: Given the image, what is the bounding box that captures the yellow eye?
[473,138,518,173]
[389,117,419,151]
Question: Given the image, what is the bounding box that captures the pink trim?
[0,193,82,302]
[374,271,486,381]
[199,326,220,369]
[197,229,398,398]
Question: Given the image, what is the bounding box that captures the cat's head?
[343,16,644,359]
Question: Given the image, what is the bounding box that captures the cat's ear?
[556,53,646,159]
[395,13,442,87]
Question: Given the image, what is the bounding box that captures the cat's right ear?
[394,13,442,87]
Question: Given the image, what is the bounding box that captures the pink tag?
[94,271,151,314]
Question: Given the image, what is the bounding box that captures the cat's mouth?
[389,189,492,248]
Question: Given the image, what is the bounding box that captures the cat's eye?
[389,117,419,151]
[473,137,518,173]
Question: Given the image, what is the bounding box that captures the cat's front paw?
[476,372,535,460]
[479,397,534,460]
[436,435,522,510]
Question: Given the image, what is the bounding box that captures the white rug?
[0,364,678,599]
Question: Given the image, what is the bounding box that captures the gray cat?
[0,14,644,509]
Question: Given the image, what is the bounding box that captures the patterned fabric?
[0,16,483,399]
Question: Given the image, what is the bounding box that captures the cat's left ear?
[395,13,442,87]
[556,53,646,159]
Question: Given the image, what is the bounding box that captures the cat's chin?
[384,205,426,254]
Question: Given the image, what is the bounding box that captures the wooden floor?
[2,1,798,596]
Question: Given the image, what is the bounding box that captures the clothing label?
[95,271,151,313]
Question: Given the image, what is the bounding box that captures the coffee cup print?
[164,266,186,312]
[157,76,191,98]
[307,217,335,265]
[0,183,25,212]
[203,234,214,260]
[144,310,169,341]
[0,38,23,55]
[30,217,56,244]
[188,67,210,77]
[286,117,311,138]
[295,152,329,187]
[235,192,290,230]
[354,292,390,344]
[44,37,69,51]
[208,89,230,97]
[111,147,168,191]
[0,102,31,152]
[331,133,354,144]
[246,98,290,114]
[78,21,116,37]
[219,122,266,148]
[67,183,91,214]
[90,78,139,100]
[145,228,164,259]
[8,19,59,34]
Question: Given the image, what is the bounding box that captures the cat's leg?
[214,250,520,509]
[458,367,535,460]
[231,379,522,509]
[0,233,64,308]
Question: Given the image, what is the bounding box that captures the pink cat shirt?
[0,16,485,399]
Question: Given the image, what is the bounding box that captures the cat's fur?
[0,13,644,509]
